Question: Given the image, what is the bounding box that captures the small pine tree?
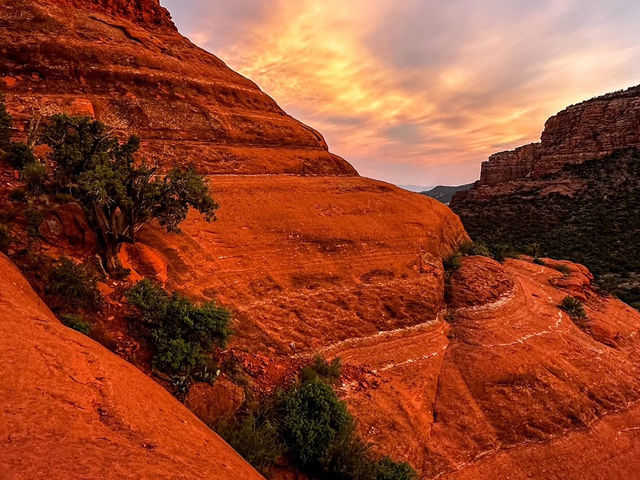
[42,115,218,274]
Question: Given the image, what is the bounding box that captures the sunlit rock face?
[0,254,264,480]
[474,85,640,186]
[0,0,355,176]
[2,2,640,479]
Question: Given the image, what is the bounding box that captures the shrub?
[370,457,417,480]
[216,414,282,474]
[21,160,47,193]
[25,207,45,236]
[59,313,92,335]
[301,355,342,384]
[219,369,418,480]
[170,375,192,401]
[7,142,35,170]
[560,296,587,320]
[443,252,462,272]
[459,240,492,257]
[552,264,571,276]
[126,279,231,374]
[46,257,102,311]
[279,377,353,471]
[43,115,218,274]
[490,244,520,262]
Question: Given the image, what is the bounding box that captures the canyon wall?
[476,85,640,186]
[0,0,354,175]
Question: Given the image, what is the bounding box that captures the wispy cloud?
[163,0,640,185]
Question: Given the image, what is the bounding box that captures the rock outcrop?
[0,253,264,480]
[2,2,640,479]
[49,0,176,29]
[474,85,640,186]
[0,0,355,175]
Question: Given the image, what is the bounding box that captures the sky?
[162,0,640,186]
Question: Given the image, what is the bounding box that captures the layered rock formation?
[474,85,640,186]
[2,1,640,479]
[0,253,264,480]
[0,0,354,175]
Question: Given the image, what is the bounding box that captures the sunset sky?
[162,0,640,186]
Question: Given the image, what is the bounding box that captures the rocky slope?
[0,0,354,175]
[2,1,640,479]
[0,253,264,480]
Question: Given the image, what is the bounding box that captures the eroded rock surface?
[0,0,355,176]
[0,253,264,480]
[2,2,640,479]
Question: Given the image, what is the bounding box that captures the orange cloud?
[164,0,640,185]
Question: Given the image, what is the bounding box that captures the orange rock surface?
[2,1,640,479]
[0,0,355,176]
[0,253,263,480]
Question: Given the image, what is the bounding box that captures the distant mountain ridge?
[421,184,473,204]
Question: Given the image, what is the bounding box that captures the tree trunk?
[104,238,122,275]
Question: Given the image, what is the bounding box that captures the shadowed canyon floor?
[0,254,263,480]
[1,1,640,479]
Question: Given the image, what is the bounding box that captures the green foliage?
[560,296,587,320]
[170,375,192,401]
[25,206,45,237]
[443,252,462,272]
[7,142,35,170]
[552,264,571,276]
[490,243,520,262]
[216,414,282,474]
[0,95,11,150]
[218,370,417,480]
[279,377,353,471]
[42,115,218,273]
[370,457,417,480]
[126,279,231,374]
[46,257,102,311]
[22,160,47,193]
[59,313,92,335]
[459,240,492,257]
[454,148,640,310]
[301,355,342,384]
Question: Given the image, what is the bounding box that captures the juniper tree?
[42,115,218,274]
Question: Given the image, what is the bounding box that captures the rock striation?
[49,0,176,29]
[474,85,640,186]
[2,2,640,479]
[0,253,264,480]
[0,0,355,175]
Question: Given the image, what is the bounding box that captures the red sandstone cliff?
[0,0,354,175]
[0,253,264,480]
[475,85,640,186]
[2,1,640,479]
